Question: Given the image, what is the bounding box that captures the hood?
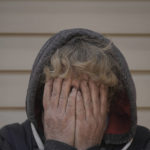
[26,28,137,145]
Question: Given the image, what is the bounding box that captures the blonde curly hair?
[44,35,120,86]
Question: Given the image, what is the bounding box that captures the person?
[0,28,150,150]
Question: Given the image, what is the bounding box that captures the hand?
[75,80,108,150]
[43,78,77,146]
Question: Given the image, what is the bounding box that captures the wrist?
[45,140,77,150]
[86,145,100,150]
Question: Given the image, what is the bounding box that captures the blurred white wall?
[0,0,150,128]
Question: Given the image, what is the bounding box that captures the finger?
[58,78,72,112]
[50,78,63,108]
[66,88,77,115]
[100,84,108,117]
[43,79,53,110]
[89,80,100,117]
[76,91,86,120]
[80,81,93,119]
[71,78,80,89]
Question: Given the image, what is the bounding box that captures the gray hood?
[26,28,137,145]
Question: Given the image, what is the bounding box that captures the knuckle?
[61,93,65,100]
[85,98,92,105]
[77,108,83,114]
[59,93,65,100]
[67,102,73,108]
[52,90,57,97]
[58,99,64,107]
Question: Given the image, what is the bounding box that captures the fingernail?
[77,91,81,97]
[72,87,77,92]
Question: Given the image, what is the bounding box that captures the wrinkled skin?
[43,78,76,145]
[43,77,108,150]
[75,81,108,150]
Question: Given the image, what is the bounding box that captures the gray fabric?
[25,28,137,145]
[145,141,150,150]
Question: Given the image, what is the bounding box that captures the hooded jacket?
[0,28,150,150]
